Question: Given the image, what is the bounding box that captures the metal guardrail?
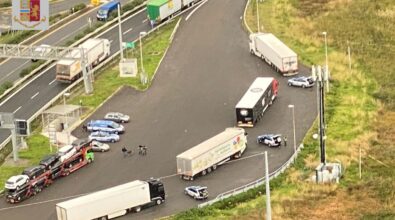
[198,144,304,208]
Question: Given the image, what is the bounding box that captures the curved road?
[0,0,316,219]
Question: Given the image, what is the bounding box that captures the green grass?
[0,18,179,192]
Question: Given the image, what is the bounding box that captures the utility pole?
[264,151,272,220]
[117,3,124,61]
[256,0,260,32]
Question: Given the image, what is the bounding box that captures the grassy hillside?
[167,0,394,219]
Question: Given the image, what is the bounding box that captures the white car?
[184,186,209,200]
[287,76,315,88]
[91,141,110,152]
[5,175,30,190]
[31,44,52,62]
[104,112,130,123]
[58,145,77,162]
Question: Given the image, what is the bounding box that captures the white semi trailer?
[56,38,110,82]
[177,127,248,180]
[56,179,165,220]
[249,33,298,76]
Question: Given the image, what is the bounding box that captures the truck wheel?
[213,165,217,170]
[99,216,108,220]
[190,176,194,181]
[69,163,73,168]
[135,206,141,213]
[88,158,92,163]
[202,170,207,176]
[156,199,162,205]
[250,49,254,55]
[288,82,292,86]
[207,167,212,173]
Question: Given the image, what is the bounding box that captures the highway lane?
[0,9,150,144]
[0,0,138,85]
[0,0,317,219]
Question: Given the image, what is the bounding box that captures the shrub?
[2,81,13,89]
[0,1,11,8]
[72,3,86,12]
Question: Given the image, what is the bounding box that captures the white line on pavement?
[142,18,148,23]
[1,60,30,80]
[186,0,208,21]
[13,106,22,114]
[30,92,39,99]
[123,28,133,35]
[48,79,56,85]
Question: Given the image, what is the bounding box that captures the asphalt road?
[0,0,316,219]
[0,0,134,85]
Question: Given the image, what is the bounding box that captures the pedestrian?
[138,145,143,155]
[283,136,287,147]
[82,124,87,132]
[142,145,147,156]
[122,147,128,157]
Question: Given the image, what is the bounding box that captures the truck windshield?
[98,10,108,16]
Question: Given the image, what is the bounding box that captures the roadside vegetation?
[0,18,179,191]
[165,0,395,219]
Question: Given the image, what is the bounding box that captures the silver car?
[288,76,314,88]
[91,141,110,152]
[104,112,130,123]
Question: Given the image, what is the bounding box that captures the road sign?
[15,119,29,136]
[124,42,135,49]
[91,0,100,6]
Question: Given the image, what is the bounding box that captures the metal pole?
[81,49,93,94]
[319,78,326,164]
[292,107,296,153]
[264,151,271,220]
[323,32,328,72]
[139,34,144,73]
[11,127,18,162]
[117,4,124,61]
[256,0,260,32]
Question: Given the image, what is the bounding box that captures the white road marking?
[13,106,22,114]
[142,18,148,23]
[30,92,39,99]
[48,79,56,85]
[54,23,88,45]
[186,0,208,21]
[123,28,133,35]
[2,60,30,80]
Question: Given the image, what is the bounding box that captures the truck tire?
[207,167,212,173]
[250,49,254,55]
[190,176,194,181]
[135,206,141,212]
[88,158,93,164]
[156,199,162,205]
[213,165,217,170]
[202,170,207,176]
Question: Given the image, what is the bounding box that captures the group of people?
[121,145,148,157]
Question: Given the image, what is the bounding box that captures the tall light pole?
[139,31,147,84]
[322,31,329,92]
[63,92,71,144]
[256,0,260,32]
[264,151,271,220]
[288,105,296,153]
[117,3,124,61]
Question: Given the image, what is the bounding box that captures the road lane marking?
[186,0,208,21]
[13,106,22,114]
[142,18,148,23]
[48,79,56,85]
[54,23,88,45]
[30,92,39,99]
[1,60,30,80]
[123,28,133,35]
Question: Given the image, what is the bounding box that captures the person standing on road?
[142,145,147,156]
[283,136,287,147]
[138,145,143,155]
[122,147,128,157]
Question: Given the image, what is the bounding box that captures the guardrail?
[198,144,304,208]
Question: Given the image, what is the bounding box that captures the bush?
[2,81,13,89]
[0,1,11,8]
[121,0,145,13]
[72,3,86,12]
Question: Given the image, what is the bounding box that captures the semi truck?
[177,127,247,181]
[56,179,165,220]
[249,33,298,76]
[147,0,199,26]
[235,77,279,127]
[96,1,120,21]
[56,38,110,82]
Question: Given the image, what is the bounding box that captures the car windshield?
[98,10,107,16]
[111,122,120,128]
[95,142,103,146]
[6,181,13,184]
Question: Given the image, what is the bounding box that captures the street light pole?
[322,31,330,92]
[118,4,124,61]
[264,151,272,220]
[288,105,296,153]
[63,92,71,144]
[139,31,147,84]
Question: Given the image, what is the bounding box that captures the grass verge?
[166,0,394,219]
[0,18,180,192]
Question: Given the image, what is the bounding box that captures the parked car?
[40,154,60,170]
[5,175,29,190]
[104,112,130,123]
[58,145,77,162]
[22,165,46,180]
[257,134,282,147]
[184,186,208,200]
[288,76,314,88]
[91,141,110,152]
[31,44,51,62]
[86,120,125,134]
[89,131,120,143]
[72,138,92,151]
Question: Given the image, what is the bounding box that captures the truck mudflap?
[237,122,254,128]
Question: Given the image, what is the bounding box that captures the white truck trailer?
[56,179,165,220]
[56,38,110,82]
[249,33,298,76]
[147,0,199,26]
[177,127,248,180]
